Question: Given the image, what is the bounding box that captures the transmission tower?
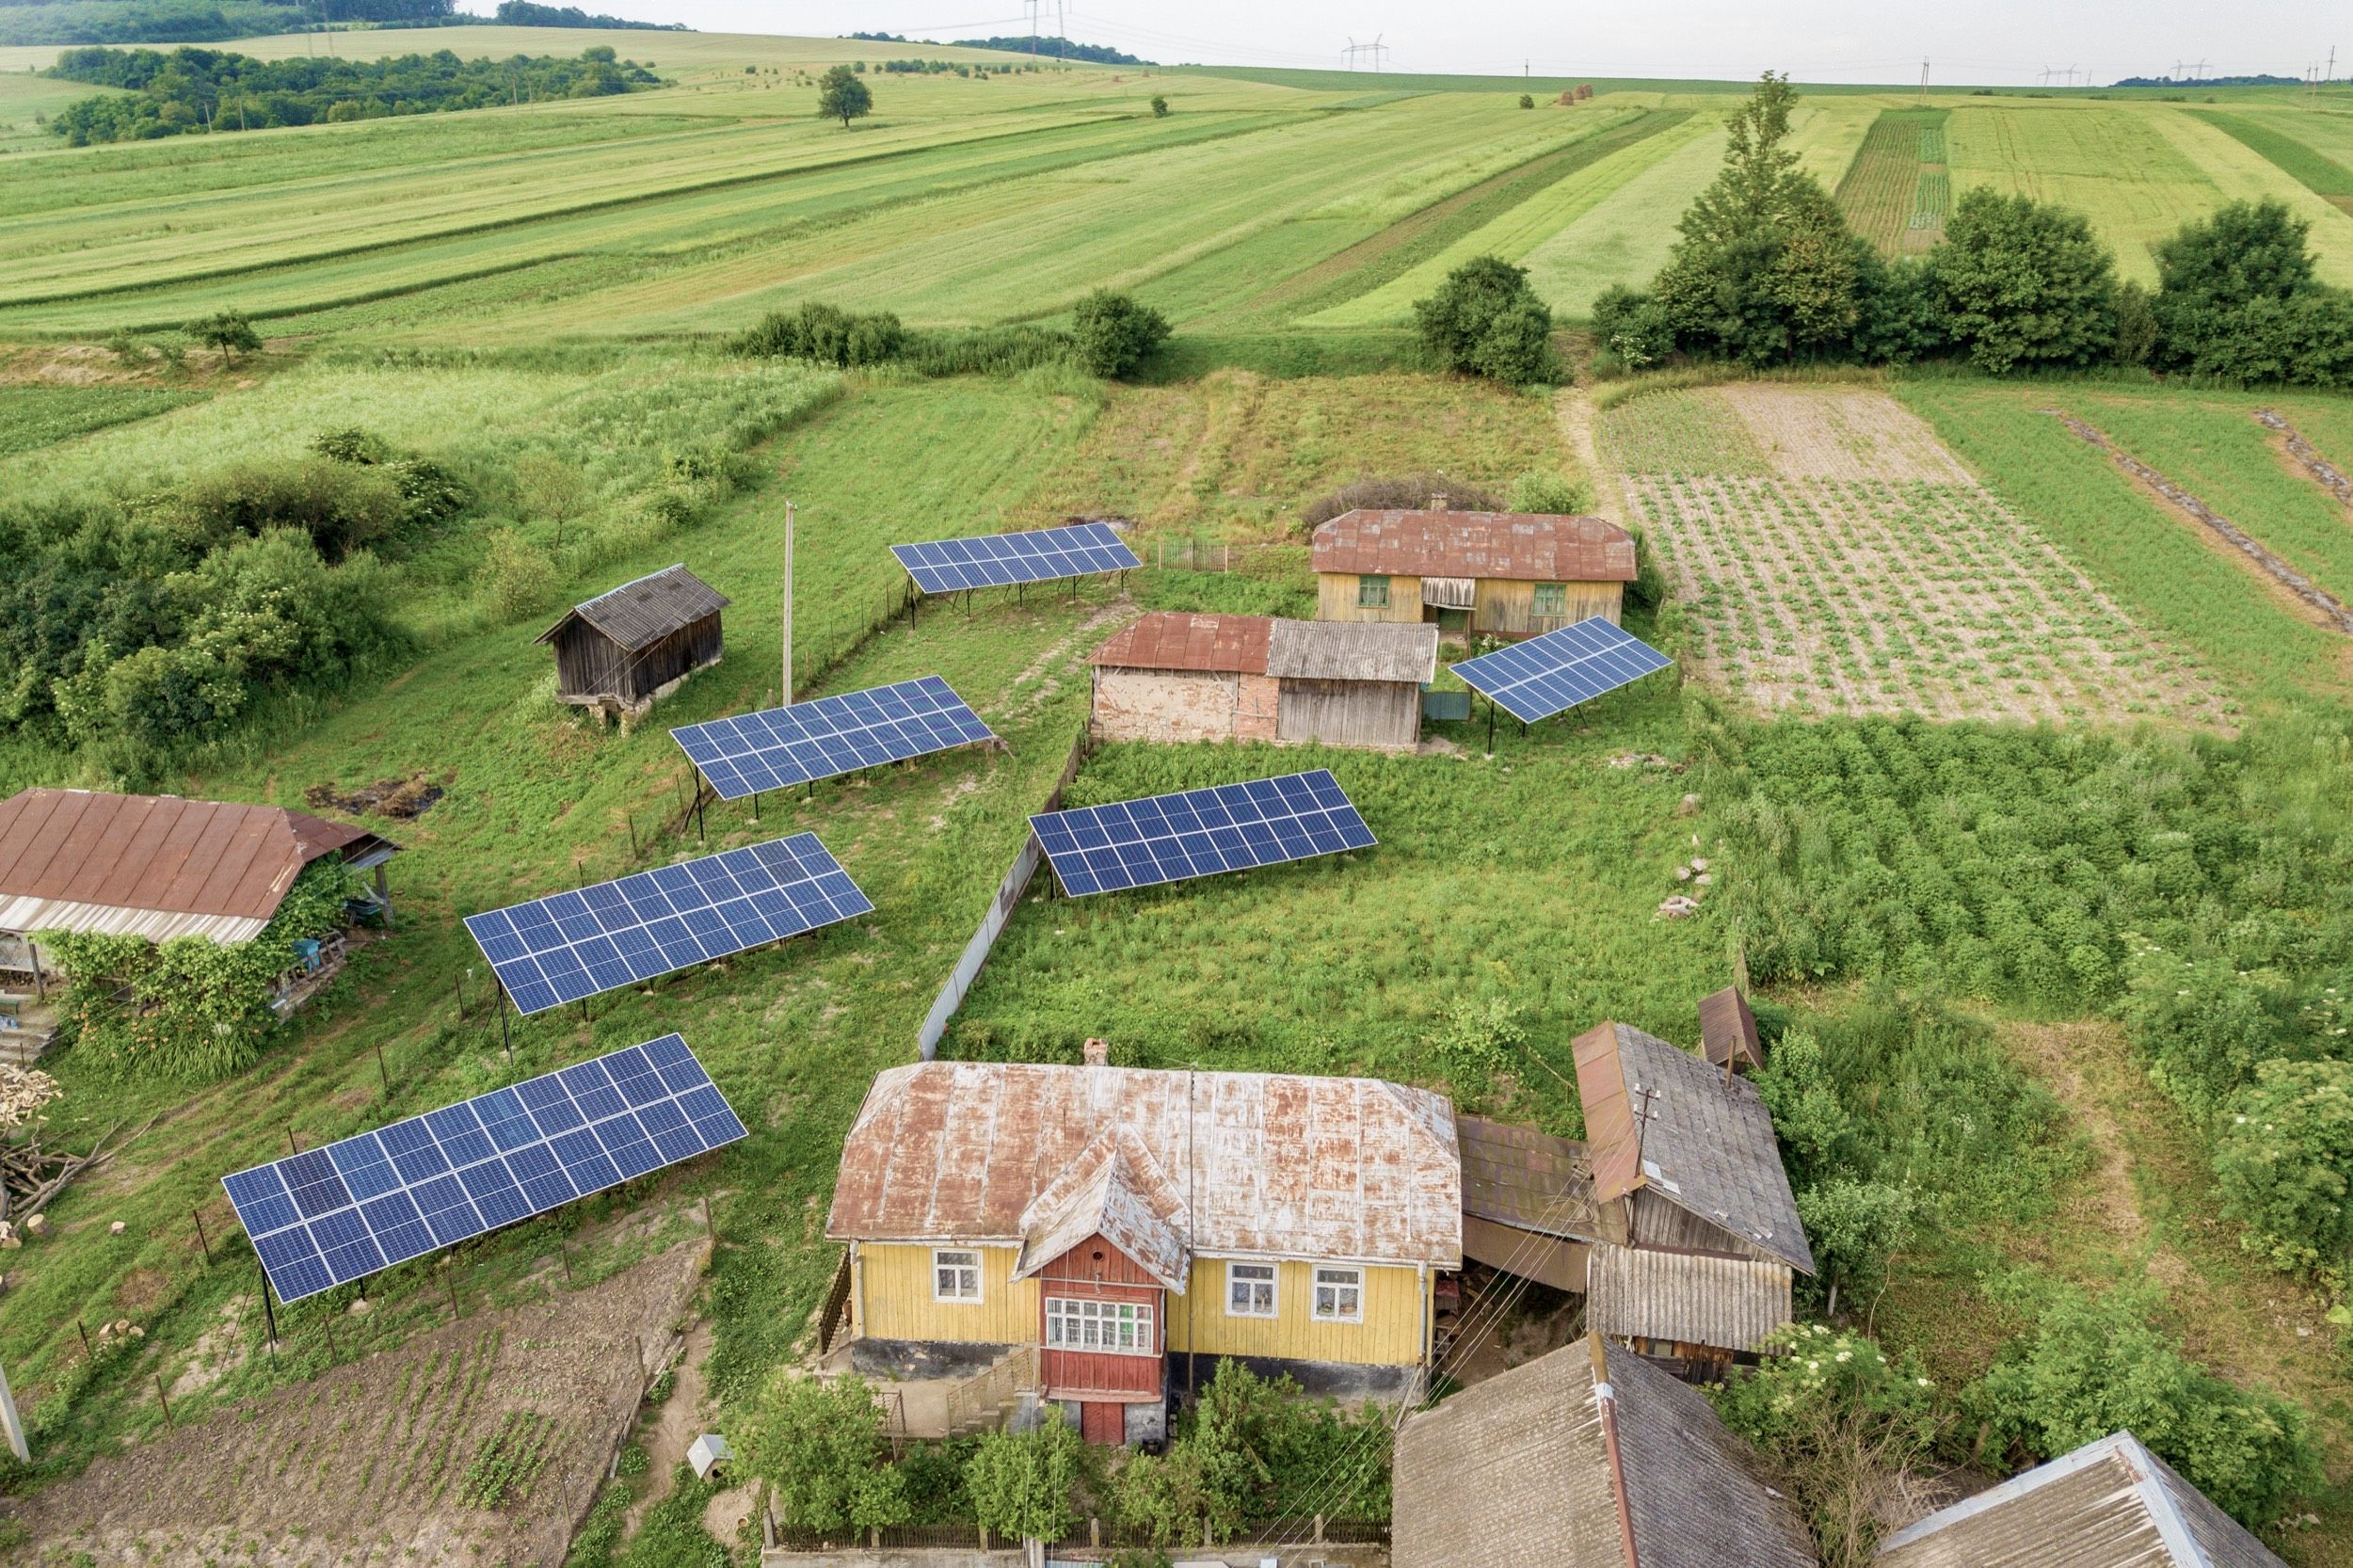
[1341,35,1387,72]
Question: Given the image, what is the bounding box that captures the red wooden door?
[1080,1400,1127,1445]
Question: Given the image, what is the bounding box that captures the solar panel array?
[1030,769,1374,898]
[1450,618,1673,724]
[222,1035,745,1303]
[463,836,872,1016]
[671,676,995,801]
[891,522,1140,595]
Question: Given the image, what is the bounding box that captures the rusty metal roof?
[1698,986,1764,1072]
[1265,619,1438,684]
[826,1061,1461,1269]
[1457,1114,1621,1244]
[1313,510,1637,583]
[1393,1335,1817,1568]
[1574,1022,1814,1273]
[1878,1432,2287,1568]
[1012,1130,1190,1290]
[1090,612,1273,675]
[1585,1243,1793,1352]
[0,790,385,945]
[536,565,729,654]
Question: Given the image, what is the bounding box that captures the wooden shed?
[536,565,728,718]
[1312,505,1637,636]
[1088,612,1435,750]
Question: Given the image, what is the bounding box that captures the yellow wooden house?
[824,1050,1463,1444]
[1312,506,1637,637]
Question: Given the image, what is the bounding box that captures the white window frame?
[933,1248,983,1303]
[1043,1296,1156,1355]
[1226,1261,1277,1319]
[1312,1266,1364,1322]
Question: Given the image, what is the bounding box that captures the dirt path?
[1552,387,1622,528]
[625,1319,712,1535]
[2259,408,2353,513]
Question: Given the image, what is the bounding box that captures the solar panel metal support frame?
[1449,617,1674,742]
[221,1033,747,1304]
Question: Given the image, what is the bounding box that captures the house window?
[1227,1262,1277,1318]
[1312,1267,1363,1322]
[934,1249,982,1302]
[1356,575,1390,609]
[1045,1297,1156,1355]
[1532,583,1568,616]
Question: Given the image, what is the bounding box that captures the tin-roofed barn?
[0,790,399,1050]
[1312,506,1637,636]
[1392,1335,1817,1568]
[1573,1020,1814,1372]
[536,565,729,719]
[1088,612,1438,750]
[824,1053,1461,1445]
[1876,1430,2288,1568]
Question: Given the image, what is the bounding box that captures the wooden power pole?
[781,500,795,706]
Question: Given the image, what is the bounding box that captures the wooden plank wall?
[1316,573,1427,625]
[1276,679,1420,748]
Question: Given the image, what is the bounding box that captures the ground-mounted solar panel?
[1030,769,1374,898]
[671,675,995,801]
[463,835,872,1016]
[890,521,1140,596]
[1450,618,1673,724]
[222,1034,744,1304]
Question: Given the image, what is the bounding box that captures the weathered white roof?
[1584,1243,1793,1352]
[827,1061,1462,1269]
[1014,1129,1191,1291]
[1264,619,1439,684]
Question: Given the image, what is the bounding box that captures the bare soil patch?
[304,770,447,821]
[2,1242,704,1568]
[2258,408,2353,513]
[1721,384,1976,486]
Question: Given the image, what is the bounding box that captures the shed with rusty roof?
[825,1056,1461,1440]
[536,564,729,717]
[1088,612,1435,749]
[1313,506,1637,637]
[1392,1334,1817,1568]
[1876,1431,2287,1568]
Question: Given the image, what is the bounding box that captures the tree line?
[0,0,451,48]
[489,1,689,30]
[44,41,657,142]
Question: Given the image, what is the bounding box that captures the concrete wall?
[1091,668,1241,743]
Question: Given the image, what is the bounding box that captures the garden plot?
[1606,387,2223,725]
[7,1243,702,1567]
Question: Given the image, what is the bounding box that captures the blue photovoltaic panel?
[1030,769,1373,899]
[890,522,1140,595]
[463,835,872,1016]
[671,676,995,801]
[222,1034,746,1303]
[1450,618,1673,724]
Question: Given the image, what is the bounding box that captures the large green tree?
[1928,188,2120,372]
[1649,72,1876,365]
[2151,200,2353,386]
[817,63,872,127]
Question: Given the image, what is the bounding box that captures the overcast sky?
[552,2,2344,86]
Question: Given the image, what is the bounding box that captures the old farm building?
[1877,1431,2289,1568]
[0,790,398,1050]
[1392,1336,1817,1568]
[1312,506,1637,636]
[536,564,728,718]
[825,1052,1461,1444]
[1573,1020,1815,1372]
[1088,611,1437,750]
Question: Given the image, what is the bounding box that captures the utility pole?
[780,500,795,706]
[0,1357,27,1464]
[1918,56,1929,104]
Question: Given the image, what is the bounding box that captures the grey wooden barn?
[536,565,729,718]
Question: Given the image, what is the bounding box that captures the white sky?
[528,1,2346,86]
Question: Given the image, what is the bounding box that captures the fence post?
[1315,1512,1326,1544]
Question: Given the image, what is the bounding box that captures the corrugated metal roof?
[536,565,729,654]
[1313,510,1638,583]
[1575,1022,1815,1273]
[1265,619,1438,684]
[0,790,385,942]
[826,1061,1462,1269]
[1393,1335,1817,1568]
[1013,1130,1191,1290]
[1698,986,1764,1072]
[1089,612,1272,675]
[1457,1114,1621,1243]
[1877,1432,2287,1568]
[1585,1243,1792,1352]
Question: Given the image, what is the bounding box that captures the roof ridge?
[2116,1432,2214,1567]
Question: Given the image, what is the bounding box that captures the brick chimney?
[1428,493,1449,511]
[1081,1036,1110,1066]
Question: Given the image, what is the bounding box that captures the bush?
[170,457,407,562]
[1070,290,1172,378]
[2151,200,2353,387]
[186,308,261,362]
[2214,1059,2353,1274]
[738,1373,909,1535]
[1300,472,1504,529]
[2118,940,2288,1114]
[1590,283,1673,372]
[1503,470,1595,514]
[482,529,560,621]
[1412,256,1557,384]
[966,1408,1083,1544]
[1967,1276,2323,1528]
[1928,188,2119,373]
[730,302,906,368]
[905,323,1079,376]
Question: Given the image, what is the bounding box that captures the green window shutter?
[1357,575,1390,608]
[1533,583,1567,616]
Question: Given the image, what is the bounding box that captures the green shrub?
[170,457,407,562]
[1503,470,1594,514]
[1928,188,2120,373]
[2118,940,2289,1113]
[1425,995,1525,1089]
[1412,255,1558,384]
[730,302,906,367]
[482,529,559,621]
[2214,1059,2353,1274]
[966,1408,1083,1544]
[1070,290,1172,378]
[738,1373,909,1534]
